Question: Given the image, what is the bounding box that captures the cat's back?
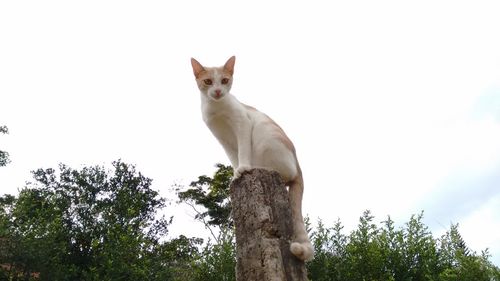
[242,102,293,147]
[242,103,282,128]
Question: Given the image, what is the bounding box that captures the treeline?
[308,212,499,281]
[0,161,499,281]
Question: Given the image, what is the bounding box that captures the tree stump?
[230,169,308,281]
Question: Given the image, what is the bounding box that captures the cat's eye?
[203,79,212,85]
[221,78,230,85]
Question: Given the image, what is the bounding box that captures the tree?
[3,161,499,280]
[190,230,236,281]
[175,163,236,280]
[176,165,500,280]
[438,224,498,281]
[307,219,347,281]
[176,163,233,240]
[0,125,10,167]
[343,210,389,281]
[399,212,439,280]
[306,211,500,281]
[0,160,177,280]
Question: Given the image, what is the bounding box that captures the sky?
[1,0,500,265]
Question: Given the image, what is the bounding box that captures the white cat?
[190,56,314,261]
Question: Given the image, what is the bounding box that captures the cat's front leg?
[234,165,252,179]
[233,124,253,179]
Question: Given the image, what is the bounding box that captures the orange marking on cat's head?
[223,56,236,75]
[191,58,205,79]
[191,56,235,79]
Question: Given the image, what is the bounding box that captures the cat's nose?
[215,89,221,96]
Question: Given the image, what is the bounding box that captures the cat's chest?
[202,101,248,125]
[203,109,245,132]
[202,112,241,150]
[202,102,250,142]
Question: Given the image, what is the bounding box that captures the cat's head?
[190,56,235,101]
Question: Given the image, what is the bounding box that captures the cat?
[190,56,314,261]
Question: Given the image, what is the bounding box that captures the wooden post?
[230,169,308,281]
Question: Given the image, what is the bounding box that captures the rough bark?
[230,169,308,281]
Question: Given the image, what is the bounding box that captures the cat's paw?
[233,165,252,180]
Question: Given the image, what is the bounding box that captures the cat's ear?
[191,58,205,78]
[223,56,236,75]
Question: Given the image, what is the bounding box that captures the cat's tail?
[288,170,314,261]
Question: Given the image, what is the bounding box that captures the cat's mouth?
[210,92,224,100]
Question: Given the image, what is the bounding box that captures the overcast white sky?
[1,0,500,265]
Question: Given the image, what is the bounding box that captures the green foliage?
[0,160,179,281]
[173,164,236,281]
[308,211,500,281]
[175,164,500,280]
[190,229,236,281]
[307,219,347,280]
[1,162,499,280]
[174,164,500,281]
[0,125,10,167]
[157,235,204,280]
[437,224,497,281]
[176,163,233,233]
[343,210,386,280]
